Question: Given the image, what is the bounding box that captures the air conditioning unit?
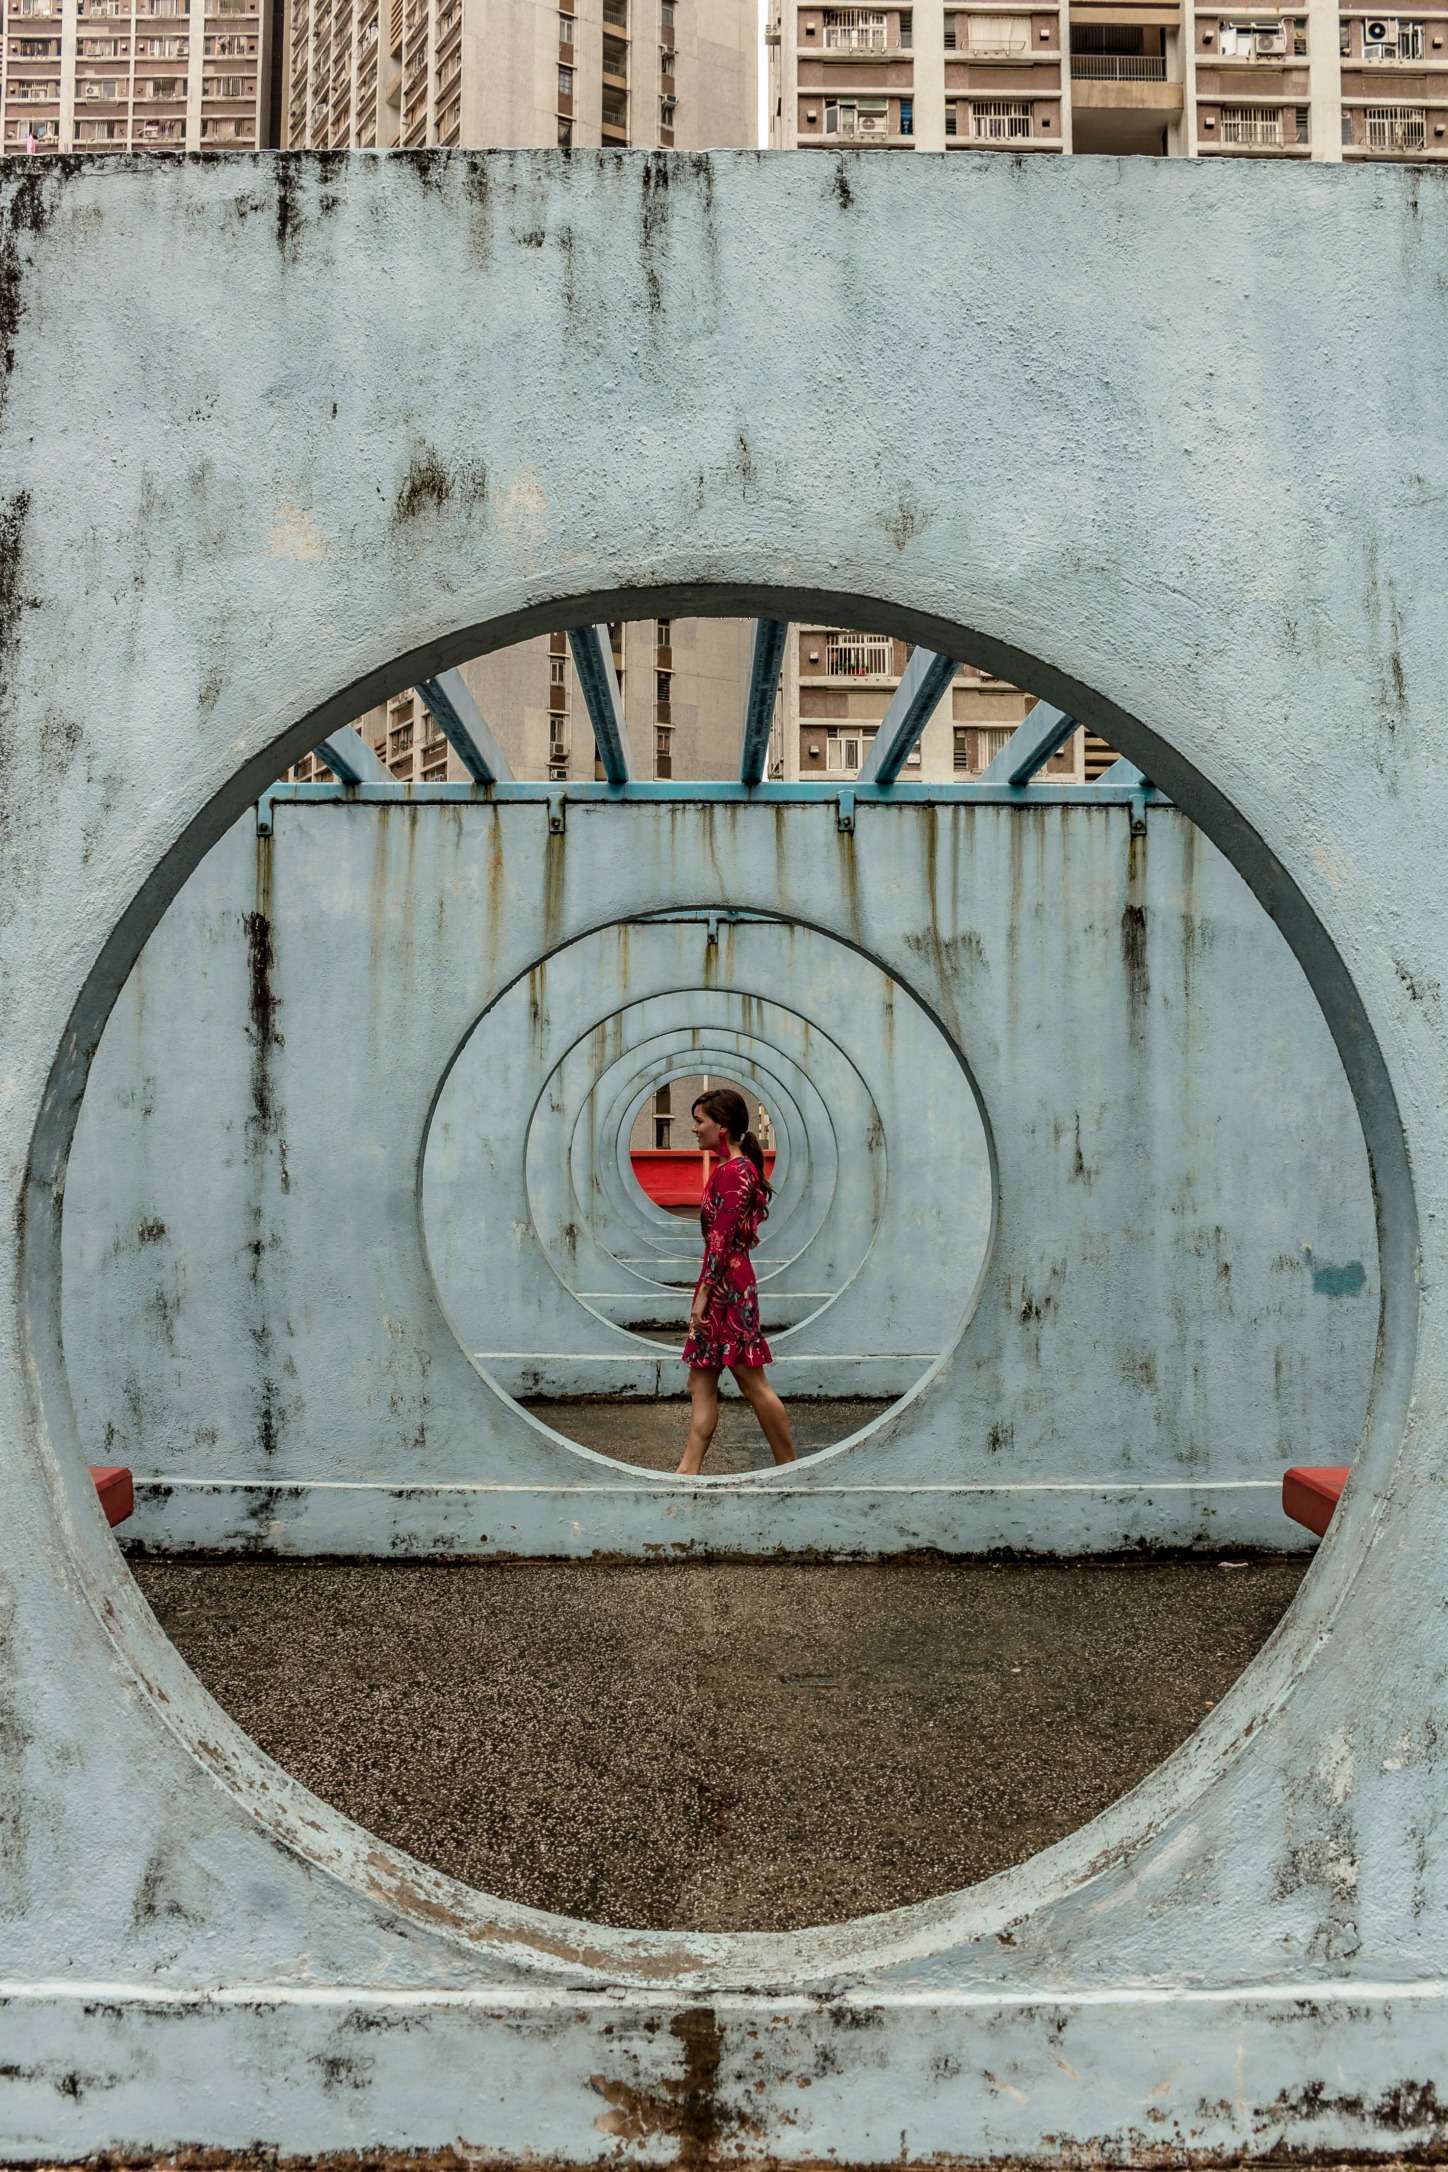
[1363,16,1398,53]
[856,109,889,133]
[1252,23,1287,52]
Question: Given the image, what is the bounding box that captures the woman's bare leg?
[730,1365,797,1465]
[677,1367,722,1474]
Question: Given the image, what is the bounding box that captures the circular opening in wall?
[625,1072,781,1226]
[419,910,995,1474]
[48,585,1397,1964]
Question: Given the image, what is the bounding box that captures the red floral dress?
[681,1155,773,1371]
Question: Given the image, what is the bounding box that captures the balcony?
[1070,51,1164,76]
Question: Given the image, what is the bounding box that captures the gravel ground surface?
[521,1395,894,1472]
[134,1552,1306,1933]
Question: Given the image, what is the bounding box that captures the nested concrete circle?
[2,157,1433,2149]
[555,999,857,1278]
[423,915,991,1456]
[598,1051,798,1261]
[612,1063,793,1242]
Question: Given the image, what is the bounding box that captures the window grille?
[1364,101,1426,147]
[822,8,887,49]
[824,632,894,675]
[1220,101,1282,140]
[968,95,1032,137]
[899,93,913,131]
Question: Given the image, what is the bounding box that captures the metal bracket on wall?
[837,788,856,834]
[547,790,567,835]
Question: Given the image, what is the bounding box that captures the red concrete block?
[1282,1464,1348,1539]
[89,1464,134,1528]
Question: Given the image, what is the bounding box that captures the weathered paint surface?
[65,798,1373,1553]
[0,151,1444,2159]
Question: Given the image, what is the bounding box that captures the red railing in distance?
[630,1148,777,1209]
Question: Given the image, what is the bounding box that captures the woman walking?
[678,1087,797,1475]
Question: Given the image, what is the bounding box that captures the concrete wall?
[5,151,1447,2163]
[63,794,1375,1554]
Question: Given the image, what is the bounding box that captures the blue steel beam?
[977,701,1078,787]
[567,625,631,785]
[857,648,959,786]
[312,726,390,785]
[264,777,1170,810]
[416,670,514,784]
[740,617,789,785]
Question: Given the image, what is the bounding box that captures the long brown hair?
[693,1086,772,1210]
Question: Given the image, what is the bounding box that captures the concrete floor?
[521,1395,895,1472]
[134,1551,1308,1934]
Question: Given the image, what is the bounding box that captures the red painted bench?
[1282,1465,1348,1539]
[90,1464,135,1528]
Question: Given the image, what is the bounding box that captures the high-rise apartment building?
[283,0,752,148]
[5,0,273,155]
[281,0,757,781]
[767,0,1442,781]
[769,1,1447,176]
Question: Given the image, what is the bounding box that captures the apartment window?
[824,631,893,674]
[558,61,573,95]
[1364,100,1426,146]
[655,727,673,777]
[1342,103,1355,141]
[968,95,1032,135]
[899,8,912,44]
[1398,18,1426,56]
[660,94,676,122]
[661,0,675,23]
[824,729,876,775]
[654,1117,672,1147]
[206,73,250,94]
[656,671,673,706]
[603,0,627,23]
[822,7,887,49]
[550,655,567,685]
[602,85,628,127]
[390,723,413,755]
[964,11,1030,52]
[944,9,957,42]
[558,8,573,40]
[1220,101,1282,140]
[602,32,628,73]
[899,94,913,132]
[557,115,573,144]
[953,726,970,772]
[823,95,889,134]
[655,617,672,645]
[945,98,958,132]
[421,759,448,782]
[1293,103,1309,139]
[660,41,674,70]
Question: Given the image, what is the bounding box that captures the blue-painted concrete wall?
[7,152,1447,2162]
[63,794,1377,1554]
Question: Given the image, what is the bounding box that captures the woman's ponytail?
[739,1128,772,1212]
